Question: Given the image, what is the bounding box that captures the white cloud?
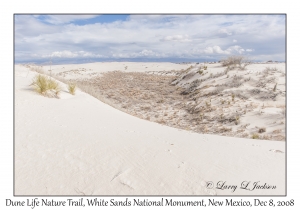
[14,15,285,62]
[228,45,245,54]
[41,15,99,25]
[112,49,166,58]
[160,35,191,42]
[202,45,247,55]
[203,46,230,54]
[219,28,232,36]
[37,50,105,58]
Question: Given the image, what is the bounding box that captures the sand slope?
[15,64,285,195]
[42,62,286,140]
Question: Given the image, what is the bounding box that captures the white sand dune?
[15,63,285,195]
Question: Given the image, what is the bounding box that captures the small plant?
[203,66,207,70]
[258,127,266,133]
[30,74,61,97]
[205,101,211,107]
[198,69,203,75]
[68,83,77,95]
[157,99,164,103]
[231,93,235,101]
[244,77,251,82]
[235,115,240,125]
[199,113,204,120]
[251,133,260,139]
[30,74,48,94]
[273,83,277,92]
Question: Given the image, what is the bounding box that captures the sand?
[15,62,285,195]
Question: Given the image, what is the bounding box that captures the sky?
[14,14,286,64]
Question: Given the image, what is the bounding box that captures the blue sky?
[14,14,286,64]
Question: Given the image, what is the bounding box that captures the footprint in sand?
[125,130,135,133]
[177,161,185,168]
[269,149,284,153]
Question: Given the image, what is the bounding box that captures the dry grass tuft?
[30,74,61,97]
[68,83,76,95]
[251,133,260,139]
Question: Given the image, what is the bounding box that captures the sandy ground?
[15,63,285,195]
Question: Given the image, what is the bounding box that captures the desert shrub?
[266,76,277,83]
[197,69,203,75]
[181,79,201,95]
[221,55,251,70]
[256,79,267,88]
[244,77,251,82]
[258,127,266,133]
[250,88,261,95]
[31,74,61,97]
[48,79,60,90]
[253,90,279,101]
[251,133,260,139]
[31,74,48,94]
[264,67,278,72]
[68,83,76,95]
[226,75,243,88]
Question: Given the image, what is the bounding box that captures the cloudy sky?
[14,14,286,64]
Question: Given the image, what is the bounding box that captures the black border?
[13,13,287,197]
